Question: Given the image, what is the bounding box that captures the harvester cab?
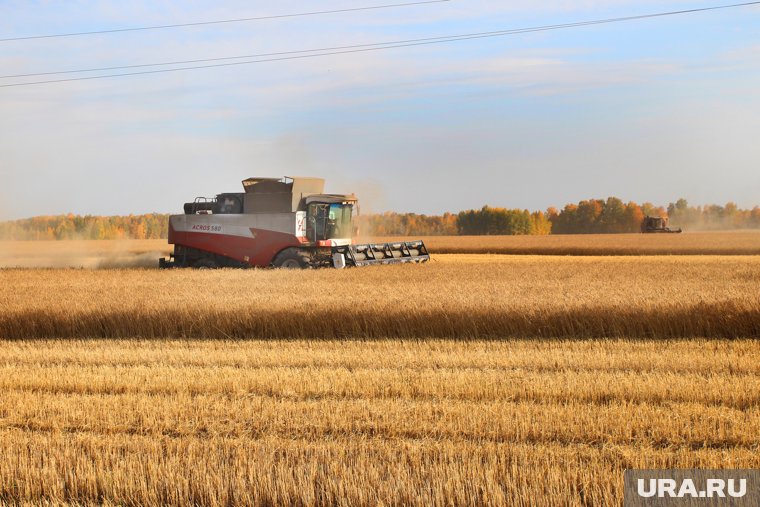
[304,196,356,243]
[159,176,430,269]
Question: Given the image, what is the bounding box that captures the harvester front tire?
[273,248,311,269]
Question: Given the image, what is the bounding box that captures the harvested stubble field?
[0,239,169,269]
[1,241,760,505]
[0,338,759,506]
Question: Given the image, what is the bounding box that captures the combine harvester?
[641,216,682,233]
[159,177,429,269]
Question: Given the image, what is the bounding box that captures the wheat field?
[2,230,760,269]
[368,231,760,255]
[2,254,759,339]
[2,238,759,505]
[1,338,758,506]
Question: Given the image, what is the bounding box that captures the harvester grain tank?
[641,216,682,233]
[159,177,430,268]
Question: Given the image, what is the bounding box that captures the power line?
[0,0,449,42]
[9,8,707,80]
[5,0,755,81]
[2,1,759,88]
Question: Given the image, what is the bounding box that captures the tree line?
[1,199,759,240]
[548,197,660,234]
[456,207,552,235]
[667,198,760,230]
[366,199,760,235]
[360,212,458,236]
[0,214,169,240]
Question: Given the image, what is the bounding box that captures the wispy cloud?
[1,1,759,218]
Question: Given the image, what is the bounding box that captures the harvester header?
[159,176,430,269]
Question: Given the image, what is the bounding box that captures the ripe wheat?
[367,231,760,255]
[1,255,759,339]
[1,249,759,505]
[2,231,760,270]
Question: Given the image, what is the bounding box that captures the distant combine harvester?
[641,216,682,234]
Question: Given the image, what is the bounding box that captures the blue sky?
[1,0,759,218]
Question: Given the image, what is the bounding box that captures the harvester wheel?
[273,248,311,269]
[194,258,218,269]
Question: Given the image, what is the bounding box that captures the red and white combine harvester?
[159,177,430,269]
